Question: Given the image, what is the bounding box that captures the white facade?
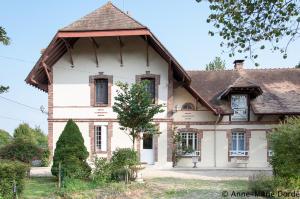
[50,36,277,168]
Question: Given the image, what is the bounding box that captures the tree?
[113,81,163,149]
[51,119,91,179]
[0,26,10,92]
[196,0,300,65]
[0,26,10,45]
[13,123,36,144]
[0,129,12,148]
[269,117,300,178]
[296,62,300,68]
[32,126,48,149]
[206,57,226,71]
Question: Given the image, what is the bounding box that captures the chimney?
[234,60,244,70]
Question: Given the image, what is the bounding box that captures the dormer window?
[231,94,248,121]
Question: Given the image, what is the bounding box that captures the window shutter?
[101,125,107,151]
[95,79,108,104]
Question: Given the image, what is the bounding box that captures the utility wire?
[0,114,41,124]
[0,55,35,64]
[0,95,46,114]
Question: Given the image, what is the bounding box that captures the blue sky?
[0,0,299,134]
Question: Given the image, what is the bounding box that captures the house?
[26,2,300,168]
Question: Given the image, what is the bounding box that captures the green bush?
[0,129,12,148]
[110,148,138,181]
[268,117,300,178]
[248,173,275,194]
[0,139,43,164]
[41,148,50,167]
[92,157,112,183]
[51,119,91,179]
[0,160,29,198]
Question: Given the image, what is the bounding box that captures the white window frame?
[94,125,107,151]
[178,132,200,156]
[230,132,248,156]
[231,94,248,121]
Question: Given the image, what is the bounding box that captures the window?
[94,125,107,151]
[143,134,153,149]
[231,94,248,121]
[141,78,155,103]
[179,132,199,156]
[95,79,108,105]
[182,103,195,111]
[230,132,248,156]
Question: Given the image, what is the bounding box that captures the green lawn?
[22,177,263,199]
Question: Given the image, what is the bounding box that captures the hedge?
[0,160,29,198]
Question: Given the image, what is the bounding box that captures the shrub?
[0,160,29,198]
[41,148,50,167]
[51,119,91,179]
[0,139,43,164]
[248,173,275,194]
[110,148,138,181]
[92,157,112,183]
[0,129,12,148]
[268,117,300,178]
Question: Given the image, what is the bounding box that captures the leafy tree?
[0,129,12,148]
[13,123,36,145]
[13,123,47,148]
[296,62,300,68]
[112,81,163,149]
[51,119,91,179]
[0,26,10,92]
[196,0,300,65]
[0,26,10,45]
[269,117,300,178]
[205,57,226,71]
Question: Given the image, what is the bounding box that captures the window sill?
[229,151,248,157]
[93,150,107,154]
[93,104,109,107]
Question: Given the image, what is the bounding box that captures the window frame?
[95,78,109,105]
[89,74,113,107]
[178,132,200,156]
[94,125,107,152]
[230,94,249,122]
[136,73,160,105]
[230,132,248,156]
[141,77,156,104]
[181,103,195,111]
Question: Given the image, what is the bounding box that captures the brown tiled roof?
[187,68,300,115]
[61,2,146,31]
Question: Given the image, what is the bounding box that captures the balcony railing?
[229,150,249,156]
[177,150,201,157]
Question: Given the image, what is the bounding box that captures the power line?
[0,55,35,64]
[0,95,46,114]
[0,114,41,124]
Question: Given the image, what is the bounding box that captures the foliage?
[205,57,226,71]
[41,148,50,167]
[51,119,91,179]
[0,139,43,164]
[110,148,138,181]
[0,26,10,45]
[196,0,300,64]
[268,117,300,178]
[0,85,9,94]
[296,61,300,68]
[13,123,47,148]
[0,160,29,198]
[171,127,182,167]
[113,81,163,148]
[248,173,275,193]
[92,157,112,183]
[0,129,12,148]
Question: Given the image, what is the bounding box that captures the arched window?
[181,103,195,111]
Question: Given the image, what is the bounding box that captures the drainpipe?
[214,113,221,167]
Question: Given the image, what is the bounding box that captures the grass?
[21,177,264,199]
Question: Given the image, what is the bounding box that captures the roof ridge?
[187,67,298,72]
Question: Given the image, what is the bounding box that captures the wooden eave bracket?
[89,37,100,67]
[42,61,52,84]
[61,38,74,67]
[145,35,149,66]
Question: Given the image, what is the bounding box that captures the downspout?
[214,113,221,167]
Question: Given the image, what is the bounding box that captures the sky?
[0,0,299,134]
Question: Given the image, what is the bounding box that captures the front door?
[141,134,154,164]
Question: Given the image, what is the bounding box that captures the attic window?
[231,95,248,121]
[182,103,195,111]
